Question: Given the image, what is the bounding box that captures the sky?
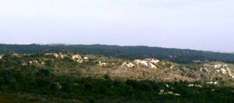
[0,0,234,52]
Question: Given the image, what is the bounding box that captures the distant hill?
[0,44,234,63]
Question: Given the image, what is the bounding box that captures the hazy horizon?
[0,0,234,52]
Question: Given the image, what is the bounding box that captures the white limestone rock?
[72,54,83,63]
[98,61,108,67]
[121,62,135,68]
[0,55,3,59]
[134,59,148,67]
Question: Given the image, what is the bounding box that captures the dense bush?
[0,65,234,103]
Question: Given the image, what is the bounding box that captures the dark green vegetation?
[0,67,234,103]
[1,44,234,63]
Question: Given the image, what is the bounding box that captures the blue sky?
[0,0,234,52]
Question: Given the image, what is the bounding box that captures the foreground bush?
[0,66,233,103]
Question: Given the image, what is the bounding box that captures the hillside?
[0,52,234,103]
[0,44,234,63]
[1,45,234,102]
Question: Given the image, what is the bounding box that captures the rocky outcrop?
[72,54,83,63]
[133,58,160,69]
[121,62,135,68]
[200,63,234,80]
[98,61,108,67]
[0,55,3,59]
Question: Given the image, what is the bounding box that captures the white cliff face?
[226,68,234,78]
[121,59,158,69]
[200,67,208,72]
[214,64,222,69]
[0,55,3,59]
[72,54,82,60]
[83,57,89,60]
[147,58,160,64]
[98,61,108,67]
[200,63,234,80]
[220,68,227,74]
[134,59,149,67]
[72,54,83,63]
[133,58,160,69]
[59,53,65,59]
[121,62,135,68]
[148,63,157,69]
[215,64,234,78]
[54,53,59,58]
